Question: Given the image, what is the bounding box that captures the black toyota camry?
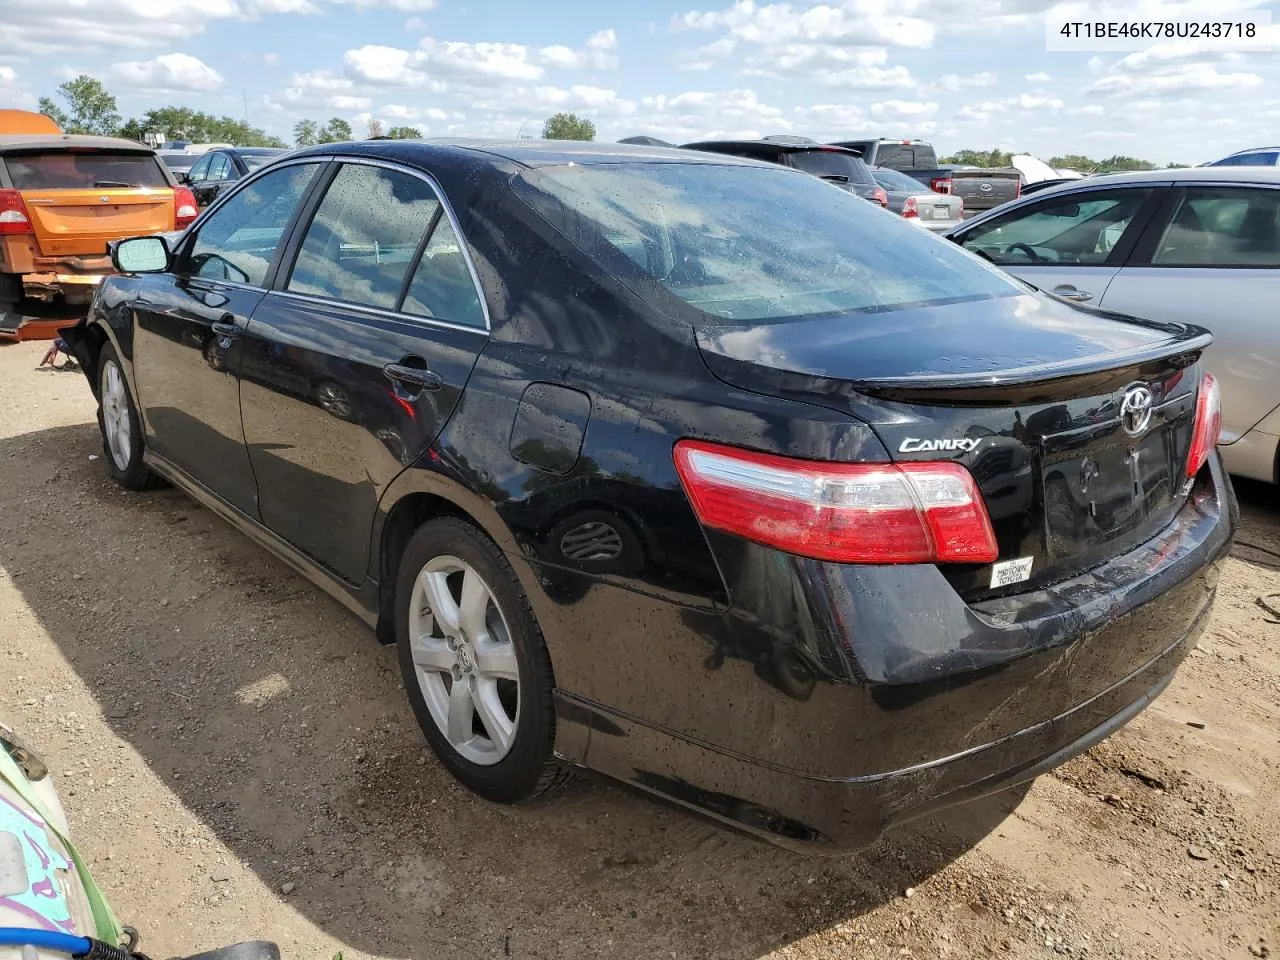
[62,140,1235,852]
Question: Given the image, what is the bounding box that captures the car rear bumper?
[563,455,1235,852]
[1,238,113,302]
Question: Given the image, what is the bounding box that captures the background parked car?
[682,136,887,205]
[1204,147,1280,168]
[185,147,288,207]
[835,137,1021,216]
[871,167,964,231]
[946,167,1280,482]
[0,133,197,339]
[158,150,199,181]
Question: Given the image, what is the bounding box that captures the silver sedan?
[872,167,964,232]
[945,167,1280,483]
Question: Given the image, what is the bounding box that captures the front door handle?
[1052,284,1093,303]
[384,359,444,396]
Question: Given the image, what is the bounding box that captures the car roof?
[0,134,155,153]
[289,138,763,170]
[681,139,860,157]
[231,147,287,155]
[1023,167,1280,196]
[1217,146,1280,157]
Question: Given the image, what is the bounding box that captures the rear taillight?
[0,189,33,236]
[673,439,998,564]
[872,186,888,208]
[174,186,198,229]
[1014,180,1022,199]
[1186,371,1221,478]
[902,196,919,219]
[930,176,952,195]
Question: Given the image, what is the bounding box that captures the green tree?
[1047,153,1097,173]
[317,117,353,143]
[41,75,120,136]
[367,118,384,138]
[386,125,421,140]
[1094,155,1157,173]
[942,148,1014,168]
[294,119,319,147]
[542,112,595,141]
[117,117,146,143]
[124,107,284,148]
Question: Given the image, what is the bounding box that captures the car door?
[951,186,1165,304]
[239,158,490,583]
[128,159,325,516]
[185,152,211,195]
[193,152,232,208]
[1097,183,1280,447]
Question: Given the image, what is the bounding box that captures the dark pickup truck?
[832,138,1021,216]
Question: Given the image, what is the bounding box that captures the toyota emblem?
[1120,384,1154,437]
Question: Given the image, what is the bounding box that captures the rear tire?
[395,516,568,803]
[97,343,162,491]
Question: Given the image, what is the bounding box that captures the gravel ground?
[0,339,1276,960]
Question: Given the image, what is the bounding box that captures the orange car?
[0,132,198,338]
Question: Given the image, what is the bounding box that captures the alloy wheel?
[100,360,132,471]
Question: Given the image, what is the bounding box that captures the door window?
[181,162,320,285]
[1151,187,1280,267]
[958,189,1152,265]
[206,153,231,181]
[186,153,212,183]
[401,216,486,327]
[286,163,442,310]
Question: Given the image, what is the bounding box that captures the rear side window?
[959,189,1152,265]
[287,163,441,310]
[182,162,320,286]
[241,153,279,172]
[1152,187,1280,267]
[401,216,486,327]
[1211,151,1279,167]
[513,161,1018,324]
[5,151,169,189]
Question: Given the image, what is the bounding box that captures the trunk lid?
[20,188,174,257]
[951,168,1021,213]
[696,292,1211,600]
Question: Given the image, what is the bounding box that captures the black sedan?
[184,146,288,207]
[682,137,888,206]
[62,139,1234,852]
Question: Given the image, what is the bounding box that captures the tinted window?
[187,154,211,183]
[959,189,1152,265]
[5,151,169,189]
[287,163,440,309]
[789,151,872,185]
[873,143,937,170]
[513,162,1018,324]
[1152,187,1280,267]
[873,168,926,192]
[402,216,485,327]
[241,153,280,172]
[183,162,319,285]
[206,154,231,181]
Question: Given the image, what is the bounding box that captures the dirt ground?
[0,339,1276,960]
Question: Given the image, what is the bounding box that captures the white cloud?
[676,38,738,70]
[958,92,1064,120]
[932,71,998,93]
[0,66,36,110]
[105,52,224,92]
[870,99,938,118]
[1025,71,1051,82]
[263,52,281,65]
[539,30,618,69]
[673,0,936,49]
[1090,65,1263,98]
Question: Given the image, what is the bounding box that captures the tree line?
[940,148,1188,173]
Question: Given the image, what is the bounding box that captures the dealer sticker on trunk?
[990,556,1034,589]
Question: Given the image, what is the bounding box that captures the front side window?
[187,154,211,183]
[959,189,1152,266]
[206,154,231,181]
[1152,187,1280,267]
[182,162,320,285]
[287,163,441,310]
[5,151,169,190]
[513,161,1019,324]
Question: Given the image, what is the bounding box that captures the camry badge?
[1120,384,1153,437]
[899,437,981,454]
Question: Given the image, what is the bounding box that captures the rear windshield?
[513,162,1018,324]
[6,151,169,190]
[873,168,928,192]
[789,150,871,184]
[241,153,280,172]
[874,143,939,170]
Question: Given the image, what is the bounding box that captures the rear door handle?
[384,360,444,395]
[1052,284,1093,303]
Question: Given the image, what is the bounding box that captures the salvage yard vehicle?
[185,147,288,208]
[62,139,1234,853]
[871,166,964,231]
[946,167,1280,484]
[682,136,888,206]
[0,133,198,340]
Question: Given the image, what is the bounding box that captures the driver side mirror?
[113,236,171,274]
[176,172,190,184]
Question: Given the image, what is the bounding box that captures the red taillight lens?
[930,176,952,195]
[174,186,198,229]
[902,196,919,219]
[1186,371,1221,478]
[1014,179,1022,199]
[873,186,889,207]
[673,440,998,564]
[0,188,33,236]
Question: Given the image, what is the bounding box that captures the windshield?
[873,168,926,192]
[241,153,281,172]
[6,151,169,189]
[789,150,868,183]
[513,162,1019,324]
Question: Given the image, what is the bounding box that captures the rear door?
[952,185,1165,304]
[4,148,174,256]
[240,158,490,583]
[1098,182,1280,445]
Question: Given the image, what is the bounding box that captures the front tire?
[395,516,567,803]
[97,344,161,490]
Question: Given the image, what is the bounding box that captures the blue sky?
[4,0,1278,163]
